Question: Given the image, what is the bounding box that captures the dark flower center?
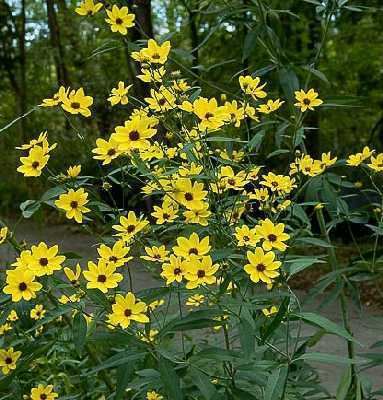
[256,263,266,272]
[243,235,249,242]
[228,178,235,186]
[174,268,181,275]
[39,257,48,266]
[107,148,116,156]
[197,270,205,278]
[5,357,12,364]
[268,234,277,242]
[127,224,135,233]
[163,213,170,219]
[152,53,161,59]
[19,282,27,291]
[97,274,107,283]
[184,192,193,201]
[189,248,198,255]
[303,98,311,105]
[40,395,47,400]
[124,309,132,317]
[70,201,78,209]
[115,18,123,25]
[109,256,118,263]
[32,161,40,169]
[129,130,140,141]
[204,112,214,120]
[158,98,166,106]
[71,102,80,109]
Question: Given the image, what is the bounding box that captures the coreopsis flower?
[368,153,383,172]
[67,164,81,178]
[138,329,159,343]
[28,242,66,276]
[83,259,123,293]
[0,323,12,336]
[30,384,58,400]
[184,255,219,289]
[235,225,259,247]
[97,241,132,268]
[59,294,81,304]
[173,178,207,210]
[244,248,281,284]
[148,299,165,310]
[30,304,46,320]
[92,137,122,165]
[17,145,50,177]
[186,294,205,308]
[141,245,169,262]
[346,146,374,166]
[3,269,42,302]
[294,89,323,112]
[0,227,8,244]
[239,76,267,99]
[113,116,157,152]
[16,131,47,150]
[7,310,18,322]
[257,99,284,114]
[61,87,93,117]
[0,347,21,375]
[75,0,103,16]
[112,211,149,242]
[250,188,269,202]
[260,172,296,194]
[145,87,176,112]
[146,391,163,400]
[255,219,290,252]
[219,166,249,191]
[222,100,246,127]
[183,204,211,226]
[108,81,132,106]
[173,232,211,259]
[108,292,149,329]
[320,152,337,168]
[132,39,171,64]
[40,86,68,107]
[151,201,178,224]
[297,155,324,177]
[64,263,82,285]
[161,255,186,285]
[105,5,135,35]
[262,306,279,317]
[55,188,90,223]
[225,204,245,225]
[137,67,166,83]
[173,79,190,92]
[179,162,203,177]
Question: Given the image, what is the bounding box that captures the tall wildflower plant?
[0,2,382,399]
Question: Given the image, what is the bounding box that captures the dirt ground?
[1,220,382,396]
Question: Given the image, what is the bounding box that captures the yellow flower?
[92,137,122,165]
[151,199,178,225]
[59,294,81,304]
[173,177,207,211]
[183,204,211,226]
[108,292,149,329]
[108,81,132,106]
[83,259,123,293]
[294,89,323,112]
[0,347,21,375]
[257,99,284,114]
[173,79,190,92]
[148,299,165,310]
[134,39,171,64]
[320,152,337,168]
[186,97,229,131]
[250,188,269,202]
[244,248,281,284]
[113,116,157,152]
[61,87,93,117]
[145,87,176,112]
[297,155,324,177]
[255,219,290,252]
[75,0,103,16]
[17,145,50,177]
[67,164,81,178]
[97,241,132,268]
[239,76,267,99]
[161,255,187,285]
[260,172,295,194]
[137,67,166,83]
[30,384,58,400]
[40,86,68,107]
[185,294,205,308]
[0,227,8,244]
[138,329,159,343]
[235,225,259,247]
[112,211,149,242]
[184,255,219,289]
[30,304,46,320]
[146,391,163,400]
[368,153,383,172]
[28,242,66,276]
[0,323,12,336]
[262,305,279,317]
[7,310,18,322]
[105,5,135,35]
[173,232,211,259]
[3,269,42,302]
[16,131,48,150]
[222,100,246,127]
[55,188,90,223]
[141,245,169,262]
[64,263,82,285]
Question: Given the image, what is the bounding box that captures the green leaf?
[294,352,362,365]
[72,313,87,354]
[336,367,352,400]
[159,356,183,400]
[87,351,144,374]
[248,130,265,151]
[115,363,135,399]
[190,368,218,399]
[239,319,255,357]
[278,67,299,101]
[286,257,325,277]
[264,366,288,400]
[20,200,41,218]
[262,297,289,342]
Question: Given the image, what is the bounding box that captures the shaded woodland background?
[0,0,382,214]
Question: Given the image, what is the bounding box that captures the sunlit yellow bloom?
[184,255,219,289]
[108,81,132,106]
[92,137,122,165]
[64,263,82,285]
[112,211,149,242]
[239,76,267,99]
[262,305,279,317]
[55,188,90,223]
[108,292,149,329]
[138,329,159,343]
[83,259,123,293]
[105,5,135,35]
[320,152,337,168]
[368,153,383,172]
[59,293,81,304]
[30,384,58,400]
[0,347,21,375]
[30,304,46,320]
[151,201,178,224]
[137,67,166,83]
[235,225,259,247]
[250,188,269,202]
[28,242,66,276]
[173,232,211,259]
[61,87,93,117]
[294,89,323,112]
[16,131,48,150]
[186,294,205,308]
[161,255,187,285]
[178,162,203,177]
[142,245,169,262]
[75,0,103,16]
[132,39,171,64]
[346,146,374,166]
[260,172,296,194]
[173,79,190,92]
[67,164,81,178]
[0,323,12,336]
[0,227,8,245]
[97,241,132,268]
[7,310,18,322]
[223,100,246,127]
[40,86,68,107]
[148,299,165,310]
[3,268,42,302]
[145,87,176,112]
[257,99,284,114]
[183,204,211,226]
[255,219,289,252]
[297,155,324,177]
[244,247,281,284]
[173,177,207,211]
[146,390,163,400]
[17,145,50,177]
